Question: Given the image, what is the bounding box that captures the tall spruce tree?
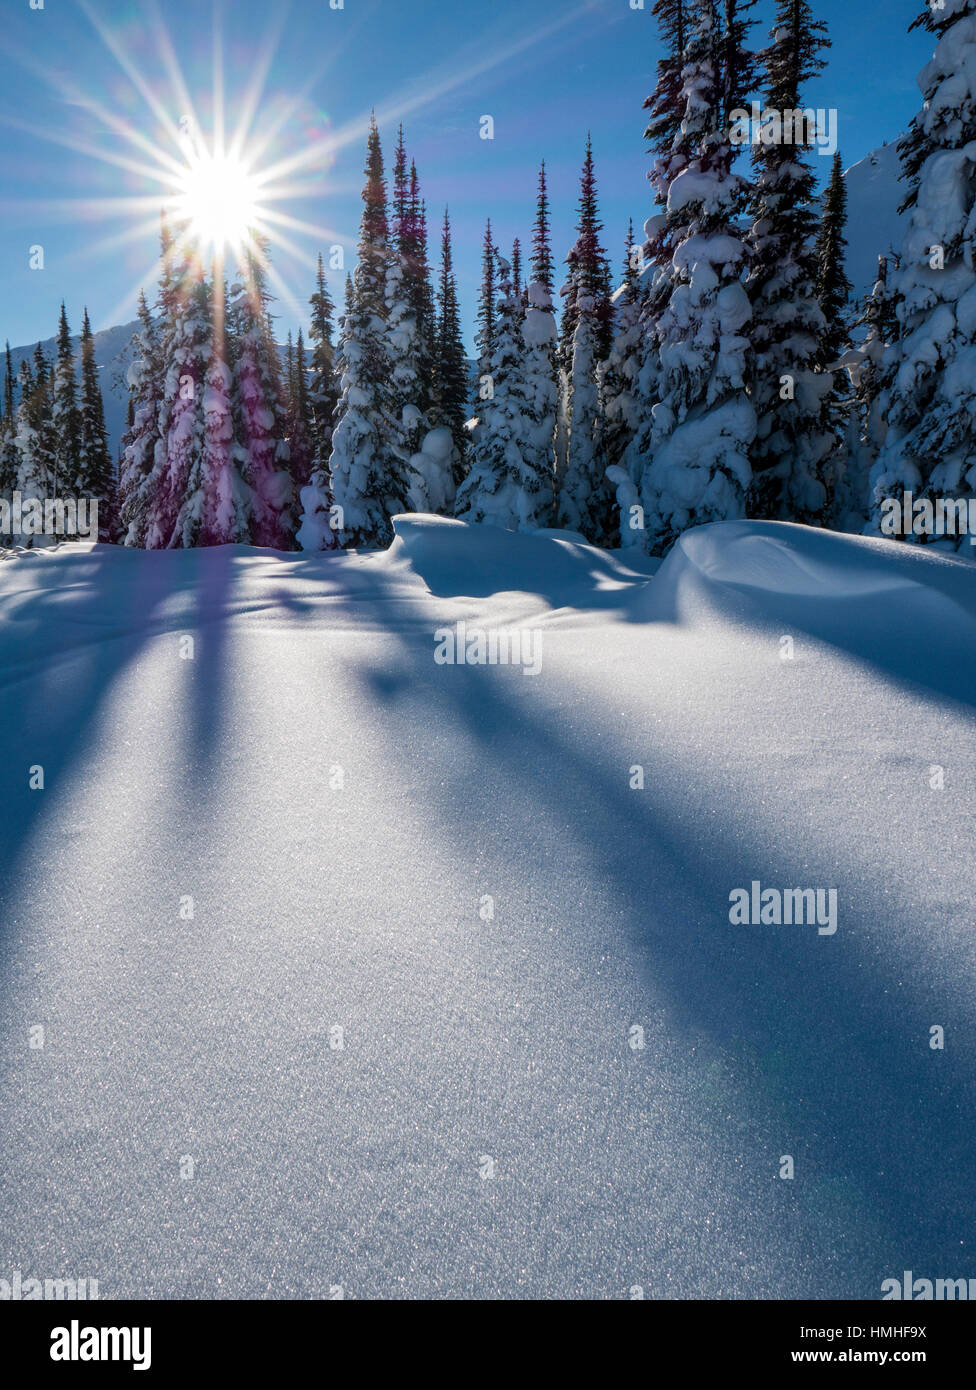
[77,308,115,538]
[477,218,498,379]
[26,344,55,506]
[559,273,611,542]
[622,218,639,299]
[511,237,523,303]
[815,150,852,361]
[387,126,428,452]
[431,209,469,471]
[559,136,614,366]
[531,159,555,294]
[746,0,833,525]
[283,329,313,491]
[834,254,896,532]
[329,117,408,547]
[295,332,313,446]
[2,343,13,438]
[196,274,251,546]
[598,227,645,521]
[145,243,212,549]
[298,256,341,550]
[140,217,196,547]
[558,138,613,490]
[52,305,82,501]
[392,124,409,243]
[171,271,220,548]
[814,149,854,508]
[230,238,294,549]
[455,254,556,530]
[119,289,163,546]
[0,342,21,522]
[16,351,57,542]
[630,0,758,555]
[414,182,437,414]
[308,254,340,466]
[14,357,42,540]
[609,0,694,548]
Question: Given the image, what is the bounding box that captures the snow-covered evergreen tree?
[559,136,614,367]
[430,209,469,476]
[558,137,613,492]
[386,126,429,460]
[531,159,555,295]
[170,275,219,549]
[511,237,524,304]
[598,225,644,500]
[19,345,56,519]
[291,329,314,488]
[559,282,611,541]
[413,183,437,417]
[119,290,163,547]
[52,304,82,503]
[298,259,340,550]
[387,249,425,463]
[816,151,853,364]
[834,255,897,532]
[628,0,758,555]
[198,300,250,546]
[609,0,693,547]
[77,308,115,539]
[15,355,53,538]
[389,131,436,422]
[145,247,210,549]
[867,0,976,550]
[282,331,313,492]
[477,218,498,380]
[813,150,855,520]
[746,0,833,525]
[0,344,21,529]
[308,254,340,468]
[329,117,409,547]
[230,239,294,550]
[455,256,555,530]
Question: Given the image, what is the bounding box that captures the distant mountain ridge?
[2,319,140,466]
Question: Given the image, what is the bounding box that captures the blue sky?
[0,0,932,353]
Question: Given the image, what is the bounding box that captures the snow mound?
[640,519,976,709]
[382,513,657,605]
[665,520,924,598]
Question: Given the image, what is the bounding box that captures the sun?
[172,149,263,257]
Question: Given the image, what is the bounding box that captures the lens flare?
[172,149,262,256]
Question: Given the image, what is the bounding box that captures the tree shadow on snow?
[325,557,976,1295]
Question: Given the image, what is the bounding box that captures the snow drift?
[1,518,974,1299]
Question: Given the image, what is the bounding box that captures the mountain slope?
[843,142,906,300]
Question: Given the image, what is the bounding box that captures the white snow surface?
[1,516,974,1298]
